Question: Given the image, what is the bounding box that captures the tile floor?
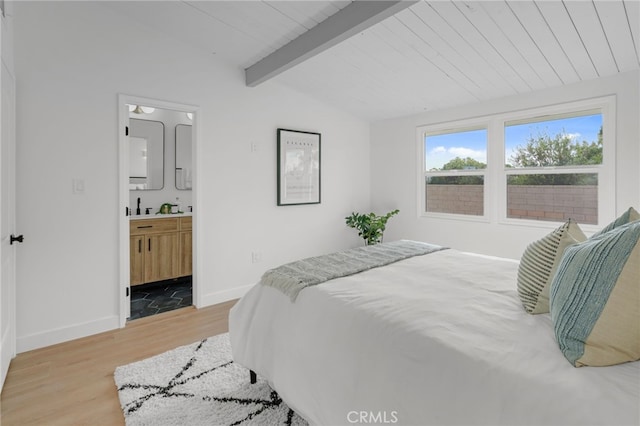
[130,276,193,320]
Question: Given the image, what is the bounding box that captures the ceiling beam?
[245,0,418,87]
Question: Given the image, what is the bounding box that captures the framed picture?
[277,128,321,206]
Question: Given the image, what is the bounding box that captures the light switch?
[72,178,85,194]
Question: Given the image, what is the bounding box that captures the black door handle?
[10,234,24,245]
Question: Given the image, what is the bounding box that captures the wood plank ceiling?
[103,1,639,122]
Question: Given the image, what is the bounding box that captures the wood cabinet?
[129,235,145,286]
[130,216,192,286]
[179,216,192,277]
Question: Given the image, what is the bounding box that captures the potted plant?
[345,209,399,246]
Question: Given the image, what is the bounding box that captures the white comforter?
[229,249,640,425]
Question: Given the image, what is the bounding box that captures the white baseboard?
[16,315,120,354]
[15,286,253,354]
[198,284,253,308]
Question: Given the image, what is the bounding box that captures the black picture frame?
[277,128,321,206]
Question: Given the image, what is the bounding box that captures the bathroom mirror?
[175,124,192,190]
[129,118,164,190]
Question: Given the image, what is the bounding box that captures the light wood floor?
[0,300,237,425]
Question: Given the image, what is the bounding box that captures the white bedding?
[229,249,640,425]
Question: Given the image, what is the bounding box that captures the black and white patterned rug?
[114,333,307,426]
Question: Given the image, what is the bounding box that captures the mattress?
[229,248,640,425]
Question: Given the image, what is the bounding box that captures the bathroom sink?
[129,212,192,220]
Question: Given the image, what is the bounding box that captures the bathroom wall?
[128,107,193,215]
[13,2,371,352]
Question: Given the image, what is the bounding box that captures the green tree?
[573,126,603,165]
[429,157,485,185]
[440,157,486,170]
[508,127,602,185]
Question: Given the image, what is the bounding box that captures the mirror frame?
[175,123,193,190]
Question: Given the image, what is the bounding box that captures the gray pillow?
[591,207,639,238]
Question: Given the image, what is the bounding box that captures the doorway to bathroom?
[129,277,193,320]
[118,95,200,325]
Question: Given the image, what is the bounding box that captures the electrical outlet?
[250,142,258,152]
[251,251,262,263]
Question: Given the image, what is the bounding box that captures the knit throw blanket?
[261,240,447,301]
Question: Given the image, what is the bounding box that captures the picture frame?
[277,128,321,206]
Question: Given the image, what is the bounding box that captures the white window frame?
[417,118,490,222]
[417,95,616,231]
[498,96,615,231]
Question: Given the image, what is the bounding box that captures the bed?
[229,241,640,425]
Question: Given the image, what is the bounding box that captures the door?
[129,235,144,286]
[0,41,17,387]
[144,233,179,283]
[179,231,192,277]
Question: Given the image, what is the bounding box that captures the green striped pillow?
[517,219,586,314]
[550,219,640,367]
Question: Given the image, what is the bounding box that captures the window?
[418,96,614,227]
[423,128,487,216]
[504,111,602,225]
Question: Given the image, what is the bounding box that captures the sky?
[425,114,602,170]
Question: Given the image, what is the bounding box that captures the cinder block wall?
[507,185,597,224]
[426,185,597,224]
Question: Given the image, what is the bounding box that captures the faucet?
[136,197,141,216]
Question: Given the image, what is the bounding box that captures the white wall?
[371,71,640,259]
[13,2,370,352]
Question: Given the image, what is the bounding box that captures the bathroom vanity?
[129,215,192,286]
